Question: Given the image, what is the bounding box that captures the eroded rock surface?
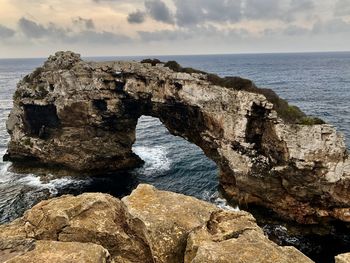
[0,192,152,263]
[336,253,350,263]
[0,184,312,263]
[185,210,311,263]
[122,184,218,263]
[4,241,111,263]
[4,51,350,223]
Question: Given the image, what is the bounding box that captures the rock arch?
[4,51,350,224]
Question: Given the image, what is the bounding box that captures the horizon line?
[1,50,350,60]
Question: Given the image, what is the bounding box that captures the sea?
[0,52,349,262]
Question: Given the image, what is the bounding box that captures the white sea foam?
[0,162,12,183]
[213,196,240,211]
[133,145,171,173]
[202,190,239,211]
[18,175,89,195]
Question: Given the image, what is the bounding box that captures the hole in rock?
[132,115,219,201]
[23,104,60,137]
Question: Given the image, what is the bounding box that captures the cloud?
[0,24,15,38]
[283,25,310,35]
[334,0,350,16]
[174,0,242,26]
[72,17,95,30]
[17,17,131,45]
[312,18,350,34]
[138,29,190,41]
[128,10,146,24]
[67,30,131,44]
[145,0,174,24]
[244,0,284,20]
[289,0,314,12]
[264,25,309,36]
[243,0,315,21]
[138,25,251,42]
[18,17,51,38]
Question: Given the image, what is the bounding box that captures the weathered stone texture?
[0,184,313,263]
[4,51,350,223]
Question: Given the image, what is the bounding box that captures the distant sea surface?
[0,52,349,262]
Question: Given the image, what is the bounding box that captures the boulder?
[0,184,315,263]
[4,240,111,263]
[0,193,152,262]
[0,237,35,262]
[122,184,218,263]
[185,210,312,263]
[336,253,350,263]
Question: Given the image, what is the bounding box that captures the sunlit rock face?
[0,184,312,263]
[4,51,350,224]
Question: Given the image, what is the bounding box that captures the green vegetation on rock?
[141,58,325,125]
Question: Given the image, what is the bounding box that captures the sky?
[0,0,349,58]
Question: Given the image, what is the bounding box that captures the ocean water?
[0,52,349,262]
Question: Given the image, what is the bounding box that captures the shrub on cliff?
[141,58,325,125]
[140,58,162,66]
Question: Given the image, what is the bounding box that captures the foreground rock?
[0,192,151,263]
[0,184,312,263]
[336,253,350,263]
[4,51,350,223]
[4,241,111,263]
[185,210,310,263]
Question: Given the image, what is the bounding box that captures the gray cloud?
[334,0,350,16]
[145,0,174,24]
[17,17,130,45]
[244,0,315,21]
[18,17,50,38]
[283,25,310,35]
[138,29,190,41]
[67,30,131,44]
[128,0,315,27]
[128,10,146,24]
[263,18,350,37]
[289,0,314,12]
[0,24,15,38]
[138,25,251,42]
[244,0,283,20]
[264,25,309,36]
[72,17,95,29]
[174,0,242,26]
[312,18,350,34]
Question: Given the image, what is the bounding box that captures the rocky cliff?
[0,184,312,263]
[4,51,350,224]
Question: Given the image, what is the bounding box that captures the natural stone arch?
[4,51,350,224]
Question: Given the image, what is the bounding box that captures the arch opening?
[132,115,220,202]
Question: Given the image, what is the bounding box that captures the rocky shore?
[0,184,314,263]
[4,51,350,224]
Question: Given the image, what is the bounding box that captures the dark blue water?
[0,52,349,262]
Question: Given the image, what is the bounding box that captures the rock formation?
[4,51,350,223]
[0,184,312,263]
[336,253,350,263]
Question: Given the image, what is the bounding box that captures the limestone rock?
[0,193,151,262]
[336,253,350,263]
[4,240,111,263]
[185,210,312,263]
[4,51,350,223]
[0,184,314,263]
[0,238,35,263]
[122,184,218,263]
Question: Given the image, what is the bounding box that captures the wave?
[18,175,91,195]
[133,145,171,174]
[201,190,239,211]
